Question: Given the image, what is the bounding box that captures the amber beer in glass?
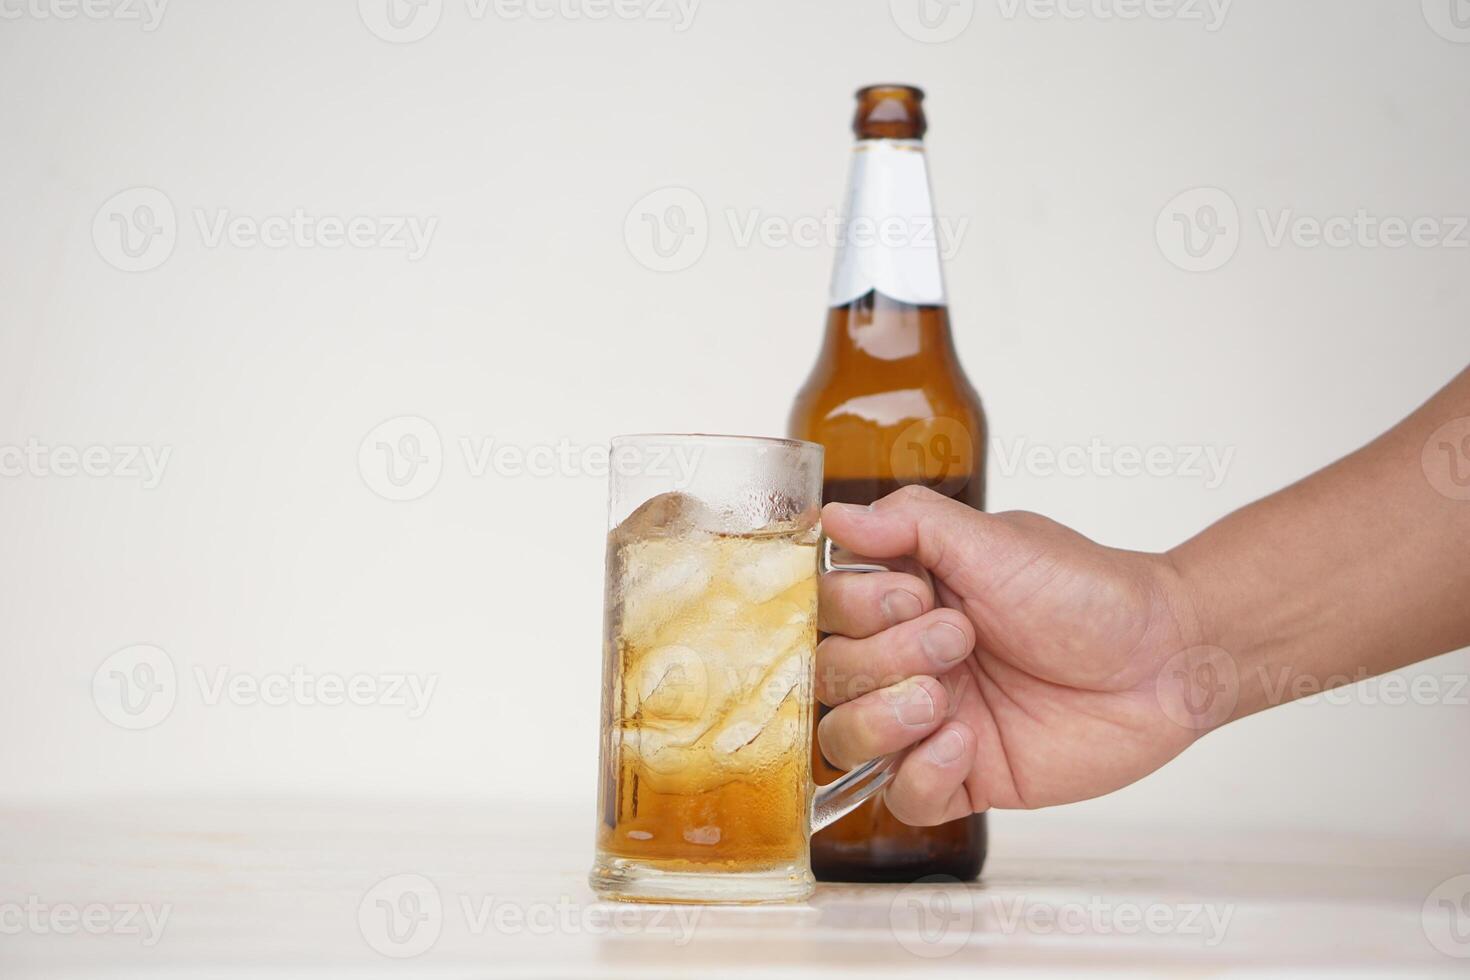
[788,85,989,882]
[590,435,899,904]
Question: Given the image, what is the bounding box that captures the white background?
[1,0,1467,849]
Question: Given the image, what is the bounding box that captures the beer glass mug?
[590,434,895,904]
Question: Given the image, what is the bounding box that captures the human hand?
[815,486,1206,825]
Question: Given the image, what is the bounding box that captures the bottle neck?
[827,138,948,310]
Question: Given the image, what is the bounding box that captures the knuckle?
[997,509,1058,533]
[892,484,937,505]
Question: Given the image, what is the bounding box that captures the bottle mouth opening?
[854,84,925,102]
[852,84,927,140]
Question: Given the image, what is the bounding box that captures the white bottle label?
[828,139,947,308]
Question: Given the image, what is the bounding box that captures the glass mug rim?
[591,431,895,905]
[610,432,821,452]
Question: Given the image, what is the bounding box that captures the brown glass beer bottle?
[788,84,988,882]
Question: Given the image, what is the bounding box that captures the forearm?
[1168,366,1470,723]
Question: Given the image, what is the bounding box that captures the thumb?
[821,485,992,582]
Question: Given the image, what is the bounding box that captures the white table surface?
[1,799,1466,977]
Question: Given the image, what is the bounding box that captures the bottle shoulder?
[791,366,985,438]
[791,296,984,443]
[790,364,988,492]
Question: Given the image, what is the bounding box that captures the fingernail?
[826,502,872,517]
[880,590,923,625]
[894,683,935,726]
[927,728,966,765]
[921,622,970,667]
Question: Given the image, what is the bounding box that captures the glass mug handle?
[810,535,901,832]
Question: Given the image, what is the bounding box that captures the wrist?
[1156,543,1266,733]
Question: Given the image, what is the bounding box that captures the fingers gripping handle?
[811,533,899,830]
